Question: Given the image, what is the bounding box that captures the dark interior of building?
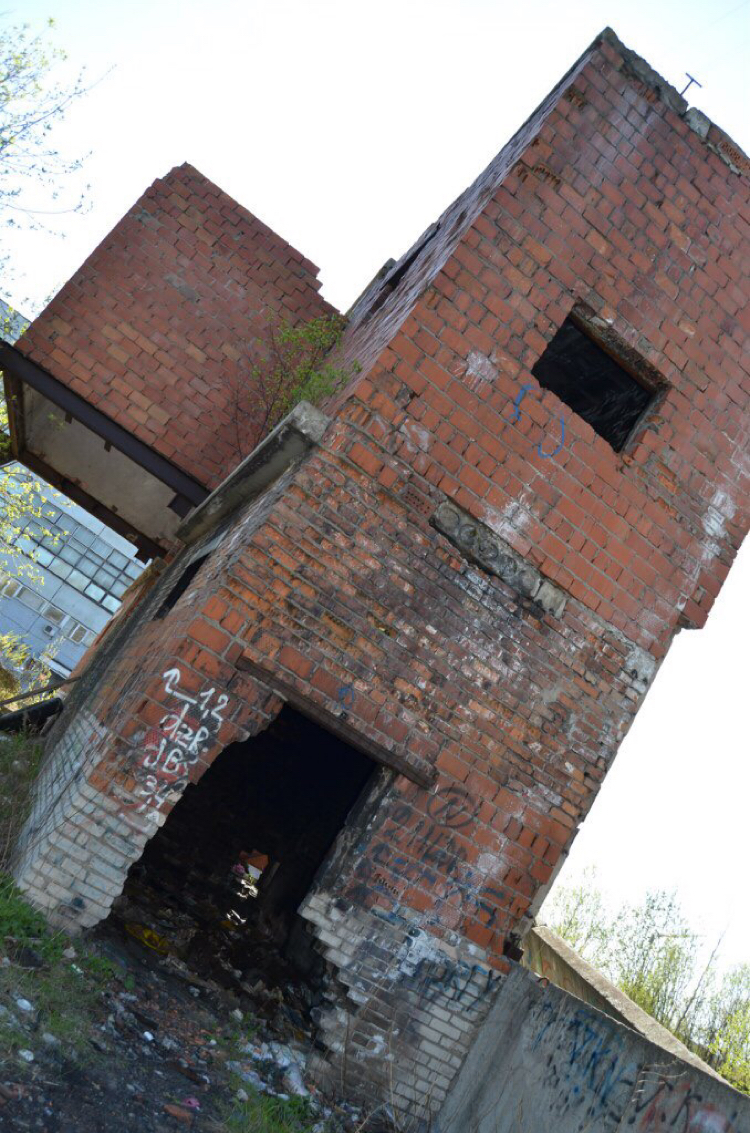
[532,316,656,451]
[109,706,376,1017]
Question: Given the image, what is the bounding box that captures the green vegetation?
[234,314,360,455]
[0,18,89,274]
[0,300,67,703]
[545,871,750,1093]
[0,729,43,870]
[224,1088,326,1133]
[0,875,115,1063]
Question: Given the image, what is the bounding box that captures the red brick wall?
[331,31,749,656]
[18,163,334,489]
[13,28,749,1114]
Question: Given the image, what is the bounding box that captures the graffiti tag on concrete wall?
[529,1000,739,1132]
[531,999,638,1123]
[635,1078,738,1133]
[129,667,229,817]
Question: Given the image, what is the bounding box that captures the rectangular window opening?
[531,315,661,452]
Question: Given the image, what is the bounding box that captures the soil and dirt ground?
[0,876,377,1132]
[0,731,393,1133]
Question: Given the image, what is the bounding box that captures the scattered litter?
[15,997,33,1012]
[283,1063,309,1097]
[125,922,171,955]
[18,1049,34,1062]
[163,1102,194,1122]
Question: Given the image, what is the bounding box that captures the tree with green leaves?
[705,963,750,1093]
[0,301,61,703]
[543,873,750,1094]
[0,17,88,278]
[229,314,359,456]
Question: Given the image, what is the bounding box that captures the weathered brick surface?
[18,163,334,488]
[13,28,749,1116]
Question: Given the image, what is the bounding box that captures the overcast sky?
[2,0,748,968]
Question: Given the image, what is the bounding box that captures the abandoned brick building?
[2,27,748,1117]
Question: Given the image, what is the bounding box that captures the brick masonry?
[12,28,750,1116]
[17,163,334,489]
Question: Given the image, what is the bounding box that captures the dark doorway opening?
[110,705,376,1006]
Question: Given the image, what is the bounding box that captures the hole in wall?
[109,706,377,1017]
[152,553,210,619]
[531,316,659,452]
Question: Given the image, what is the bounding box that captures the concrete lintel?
[235,654,437,789]
[177,401,330,544]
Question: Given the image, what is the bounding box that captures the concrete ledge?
[524,926,724,1082]
[177,401,330,544]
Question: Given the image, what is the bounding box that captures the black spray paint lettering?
[406,955,500,1009]
[426,783,474,829]
[364,785,507,930]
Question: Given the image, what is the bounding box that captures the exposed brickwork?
[12,28,749,1118]
[18,163,334,488]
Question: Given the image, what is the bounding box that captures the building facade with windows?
[0,467,143,685]
[0,300,143,689]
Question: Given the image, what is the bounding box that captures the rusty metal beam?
[0,341,209,508]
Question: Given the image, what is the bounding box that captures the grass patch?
[0,729,43,870]
[223,1087,325,1133]
[0,875,116,1065]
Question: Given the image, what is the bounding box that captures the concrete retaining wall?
[438,965,749,1133]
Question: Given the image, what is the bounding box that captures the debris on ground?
[0,876,379,1132]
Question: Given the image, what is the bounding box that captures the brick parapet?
[17,163,335,489]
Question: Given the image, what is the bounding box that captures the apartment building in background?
[0,300,144,689]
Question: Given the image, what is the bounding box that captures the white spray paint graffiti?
[128,667,230,818]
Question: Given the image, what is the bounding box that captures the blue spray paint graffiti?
[510,383,565,459]
[336,684,355,711]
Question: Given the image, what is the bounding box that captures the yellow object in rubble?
[125,922,171,955]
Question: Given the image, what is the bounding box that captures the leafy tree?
[0,303,63,702]
[229,314,359,456]
[540,866,612,969]
[0,16,88,281]
[543,874,750,1093]
[614,890,699,1036]
[705,964,750,1093]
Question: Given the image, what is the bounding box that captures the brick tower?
[7,29,748,1116]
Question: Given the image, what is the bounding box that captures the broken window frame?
[531,306,667,454]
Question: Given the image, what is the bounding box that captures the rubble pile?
[0,915,377,1131]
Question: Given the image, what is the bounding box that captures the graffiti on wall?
[128,667,230,818]
[510,382,565,459]
[635,1078,738,1133]
[403,953,500,1011]
[529,999,739,1133]
[355,782,508,939]
[531,999,639,1123]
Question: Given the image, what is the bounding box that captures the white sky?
[1,0,748,968]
